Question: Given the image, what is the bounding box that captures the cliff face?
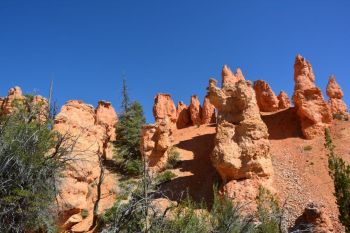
[54,100,118,232]
[326,75,348,117]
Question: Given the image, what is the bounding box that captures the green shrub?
[81,209,89,219]
[0,97,69,233]
[303,145,313,151]
[325,128,350,231]
[155,170,177,184]
[165,147,181,169]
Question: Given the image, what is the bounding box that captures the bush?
[325,128,350,231]
[0,97,69,233]
[81,209,89,219]
[155,170,177,184]
[303,145,313,151]
[165,147,181,169]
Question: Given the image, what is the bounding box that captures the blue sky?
[0,0,349,122]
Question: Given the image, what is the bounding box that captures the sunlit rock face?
[277,91,291,109]
[189,95,202,126]
[176,101,191,129]
[292,55,332,139]
[326,75,348,116]
[153,93,177,129]
[253,80,279,112]
[54,100,117,232]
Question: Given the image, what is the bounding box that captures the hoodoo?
[292,55,332,139]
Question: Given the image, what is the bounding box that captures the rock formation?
[153,94,177,129]
[201,96,216,124]
[277,91,291,109]
[291,203,334,233]
[292,55,332,139]
[0,86,25,115]
[141,118,173,172]
[176,101,191,129]
[326,75,348,116]
[54,100,117,232]
[207,74,273,182]
[189,95,202,126]
[253,80,279,112]
[221,65,245,86]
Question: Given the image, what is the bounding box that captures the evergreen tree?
[325,128,350,232]
[114,80,146,175]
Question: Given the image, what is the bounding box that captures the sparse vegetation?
[325,128,350,232]
[303,145,313,151]
[81,209,89,219]
[155,170,177,184]
[165,146,181,169]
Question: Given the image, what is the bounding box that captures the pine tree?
[114,80,146,175]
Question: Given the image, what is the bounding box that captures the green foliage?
[303,145,313,151]
[0,97,68,233]
[254,187,282,233]
[114,100,146,176]
[155,170,177,184]
[325,128,350,232]
[333,113,349,121]
[165,147,181,169]
[81,209,89,219]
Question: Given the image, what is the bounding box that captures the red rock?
[292,203,334,233]
[176,101,191,129]
[292,55,332,139]
[201,96,216,124]
[189,95,202,125]
[221,65,245,87]
[153,94,177,128]
[277,91,291,109]
[141,117,173,172]
[207,77,273,182]
[54,100,117,231]
[253,80,279,112]
[326,75,348,116]
[1,86,24,115]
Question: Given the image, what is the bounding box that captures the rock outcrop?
[221,65,245,86]
[153,94,177,129]
[0,86,25,115]
[292,55,332,139]
[189,95,202,126]
[326,75,348,116]
[54,100,117,232]
[291,203,334,233]
[277,91,291,109]
[253,80,279,112]
[176,101,191,129]
[141,118,173,172]
[201,96,216,124]
[207,74,273,182]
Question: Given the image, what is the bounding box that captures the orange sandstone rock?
[292,55,332,139]
[176,101,191,129]
[201,95,216,124]
[54,100,117,232]
[153,94,177,129]
[253,80,279,112]
[326,75,348,116]
[207,77,273,182]
[189,95,202,126]
[277,91,291,109]
[221,65,245,86]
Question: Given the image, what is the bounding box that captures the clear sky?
[0,0,349,122]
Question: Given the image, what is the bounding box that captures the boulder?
[291,203,334,233]
[176,101,191,129]
[292,55,332,139]
[153,94,177,129]
[326,75,348,116]
[201,95,216,124]
[189,95,202,126]
[253,80,279,112]
[277,91,291,109]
